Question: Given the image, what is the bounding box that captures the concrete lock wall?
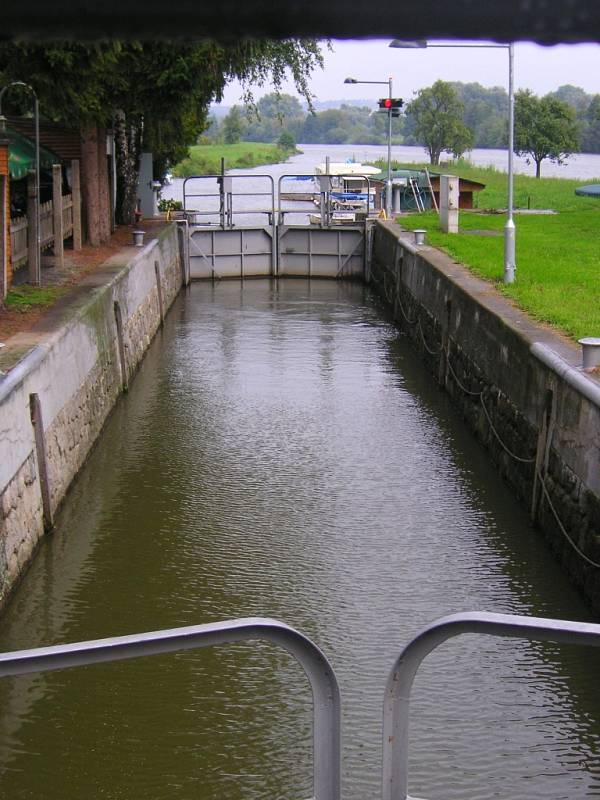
[370,222,600,612]
[0,225,183,609]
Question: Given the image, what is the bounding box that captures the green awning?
[7,127,61,181]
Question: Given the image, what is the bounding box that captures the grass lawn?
[5,285,67,312]
[393,161,600,342]
[172,142,297,177]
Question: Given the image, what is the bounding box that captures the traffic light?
[378,97,403,117]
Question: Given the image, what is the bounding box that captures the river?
[160,142,600,210]
[0,280,599,799]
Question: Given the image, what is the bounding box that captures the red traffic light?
[378,97,403,110]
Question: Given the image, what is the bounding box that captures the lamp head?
[389,39,428,48]
[344,77,358,84]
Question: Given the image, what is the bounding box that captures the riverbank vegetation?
[172,142,298,177]
[395,161,600,340]
[209,82,600,166]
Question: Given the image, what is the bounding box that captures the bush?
[158,198,183,212]
[277,131,296,150]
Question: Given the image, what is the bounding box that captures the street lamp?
[0,80,41,286]
[344,76,394,219]
[389,40,516,284]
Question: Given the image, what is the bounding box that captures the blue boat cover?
[330,191,369,201]
[575,184,600,197]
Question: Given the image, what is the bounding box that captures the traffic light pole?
[344,76,397,219]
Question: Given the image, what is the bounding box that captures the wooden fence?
[8,160,82,273]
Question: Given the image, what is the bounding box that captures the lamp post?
[344,76,394,219]
[389,40,516,284]
[0,80,41,286]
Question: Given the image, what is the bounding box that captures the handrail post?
[382,611,600,800]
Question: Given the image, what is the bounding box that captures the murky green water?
[1,279,600,799]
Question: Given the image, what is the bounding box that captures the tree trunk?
[114,111,141,226]
[80,124,101,246]
[535,158,542,179]
[97,125,111,241]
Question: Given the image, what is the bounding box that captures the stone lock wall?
[0,224,183,609]
[370,221,600,612]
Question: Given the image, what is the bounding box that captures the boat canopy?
[314,162,382,177]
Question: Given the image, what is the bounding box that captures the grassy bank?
[5,285,66,312]
[172,142,297,177]
[393,161,600,342]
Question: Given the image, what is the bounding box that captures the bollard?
[579,337,600,369]
[413,229,427,246]
[132,230,145,247]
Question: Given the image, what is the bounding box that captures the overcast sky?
[216,39,600,106]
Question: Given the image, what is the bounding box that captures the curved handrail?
[382,611,600,800]
[0,616,341,800]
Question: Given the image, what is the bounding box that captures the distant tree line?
[207,81,600,175]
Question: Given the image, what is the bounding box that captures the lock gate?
[179,173,373,280]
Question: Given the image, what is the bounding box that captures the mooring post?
[29,393,53,531]
[531,388,555,522]
[113,300,128,392]
[154,260,164,326]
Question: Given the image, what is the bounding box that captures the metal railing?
[0,617,341,800]
[182,174,276,230]
[3,611,600,799]
[382,611,600,800]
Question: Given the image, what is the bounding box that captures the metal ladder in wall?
[2,612,600,800]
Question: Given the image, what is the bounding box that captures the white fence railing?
[10,192,74,270]
[7,161,82,276]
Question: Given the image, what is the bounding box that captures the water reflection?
[0,279,599,799]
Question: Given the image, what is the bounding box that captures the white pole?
[386,77,393,219]
[503,43,516,284]
[34,93,41,286]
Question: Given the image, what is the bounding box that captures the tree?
[0,39,324,226]
[243,92,305,143]
[277,130,296,150]
[256,92,304,121]
[405,80,474,165]
[550,84,590,117]
[452,82,508,148]
[222,106,245,144]
[514,90,580,178]
[582,94,600,153]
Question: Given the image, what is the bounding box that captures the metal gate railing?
[0,617,341,800]
[3,611,600,799]
[383,611,600,800]
[182,174,276,231]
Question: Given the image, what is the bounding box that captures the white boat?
[311,162,383,224]
[314,162,382,206]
